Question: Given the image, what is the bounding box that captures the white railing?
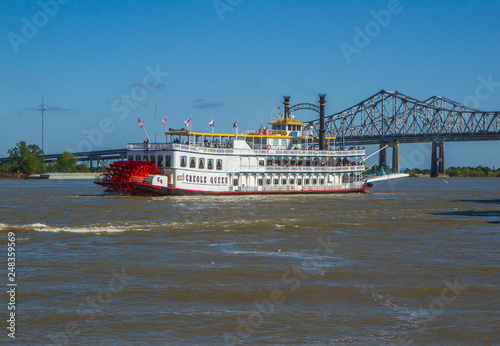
[127,143,173,150]
[239,165,365,173]
[127,143,365,157]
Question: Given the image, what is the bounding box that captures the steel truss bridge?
[291,90,500,176]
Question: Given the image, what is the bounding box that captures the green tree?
[7,141,45,173]
[76,163,90,173]
[55,152,78,172]
[0,163,12,172]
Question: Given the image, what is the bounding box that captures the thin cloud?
[192,99,225,109]
[130,83,165,89]
[18,106,74,113]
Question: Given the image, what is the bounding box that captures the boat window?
[143,155,149,161]
[128,155,133,161]
[291,159,296,166]
[298,159,304,166]
[258,178,263,186]
[267,159,273,166]
[136,155,141,161]
[150,155,155,164]
[158,155,164,167]
[233,179,238,186]
[312,179,317,185]
[207,159,214,170]
[273,139,279,146]
[199,158,205,169]
[306,160,311,166]
[190,157,196,168]
[281,139,287,146]
[320,178,325,184]
[282,178,287,185]
[274,178,279,185]
[166,155,172,167]
[290,178,295,184]
[180,156,187,167]
[216,159,222,170]
[266,178,271,185]
[305,178,310,185]
[297,178,302,185]
[314,159,319,166]
[259,160,264,167]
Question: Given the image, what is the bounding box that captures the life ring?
[267,145,271,149]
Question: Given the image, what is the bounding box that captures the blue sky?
[1,0,500,168]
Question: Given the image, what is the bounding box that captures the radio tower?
[40,97,46,152]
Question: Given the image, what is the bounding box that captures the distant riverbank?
[0,172,101,180]
[0,172,29,179]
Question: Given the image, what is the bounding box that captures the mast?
[40,96,46,152]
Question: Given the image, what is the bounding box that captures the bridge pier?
[431,142,445,177]
[379,141,399,172]
[392,140,399,173]
[379,143,387,170]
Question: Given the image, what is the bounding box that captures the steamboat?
[95,96,374,195]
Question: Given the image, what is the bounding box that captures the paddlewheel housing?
[95,161,158,195]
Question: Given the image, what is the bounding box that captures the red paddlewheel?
[96,161,158,195]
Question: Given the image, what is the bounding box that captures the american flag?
[208,118,214,127]
[161,118,167,125]
[137,117,143,128]
[233,121,238,128]
[184,118,191,126]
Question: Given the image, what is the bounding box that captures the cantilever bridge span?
[289,90,500,177]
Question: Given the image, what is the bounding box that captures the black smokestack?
[283,96,290,119]
[319,94,326,150]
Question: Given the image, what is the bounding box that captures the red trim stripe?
[134,183,374,195]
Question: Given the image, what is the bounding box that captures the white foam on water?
[24,222,147,234]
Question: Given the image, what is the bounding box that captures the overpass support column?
[431,142,445,177]
[379,143,387,170]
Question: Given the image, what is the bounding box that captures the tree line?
[404,167,500,177]
[0,141,106,174]
[365,165,500,177]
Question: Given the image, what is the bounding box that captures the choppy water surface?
[0,178,499,345]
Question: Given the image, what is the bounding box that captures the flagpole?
[155,104,157,144]
[138,116,151,143]
[163,117,167,143]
